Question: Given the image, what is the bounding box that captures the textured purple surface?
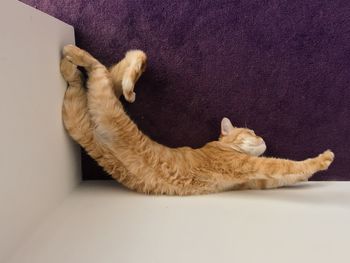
[21,0,350,180]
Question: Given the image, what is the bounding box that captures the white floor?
[7,181,350,263]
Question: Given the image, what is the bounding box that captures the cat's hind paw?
[60,57,79,82]
[62,44,81,61]
[62,44,97,67]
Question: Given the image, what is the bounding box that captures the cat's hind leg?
[60,57,100,157]
[61,49,142,189]
[63,44,100,69]
[62,44,127,146]
[61,57,138,188]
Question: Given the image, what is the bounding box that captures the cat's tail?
[109,50,147,103]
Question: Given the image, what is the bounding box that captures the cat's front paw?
[317,150,335,171]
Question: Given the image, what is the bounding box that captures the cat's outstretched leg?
[62,44,131,146]
[60,57,90,142]
[60,57,100,157]
[109,50,147,103]
[242,150,334,189]
[61,54,119,156]
[60,56,136,183]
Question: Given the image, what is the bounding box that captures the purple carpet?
[21,0,350,180]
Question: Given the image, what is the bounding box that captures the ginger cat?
[60,44,334,195]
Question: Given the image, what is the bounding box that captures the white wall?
[0,1,79,261]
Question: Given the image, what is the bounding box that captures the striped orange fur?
[60,45,334,195]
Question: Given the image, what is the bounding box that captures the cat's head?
[219,117,266,156]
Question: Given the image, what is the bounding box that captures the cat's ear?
[221,117,234,135]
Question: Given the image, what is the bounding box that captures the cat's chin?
[242,143,267,156]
